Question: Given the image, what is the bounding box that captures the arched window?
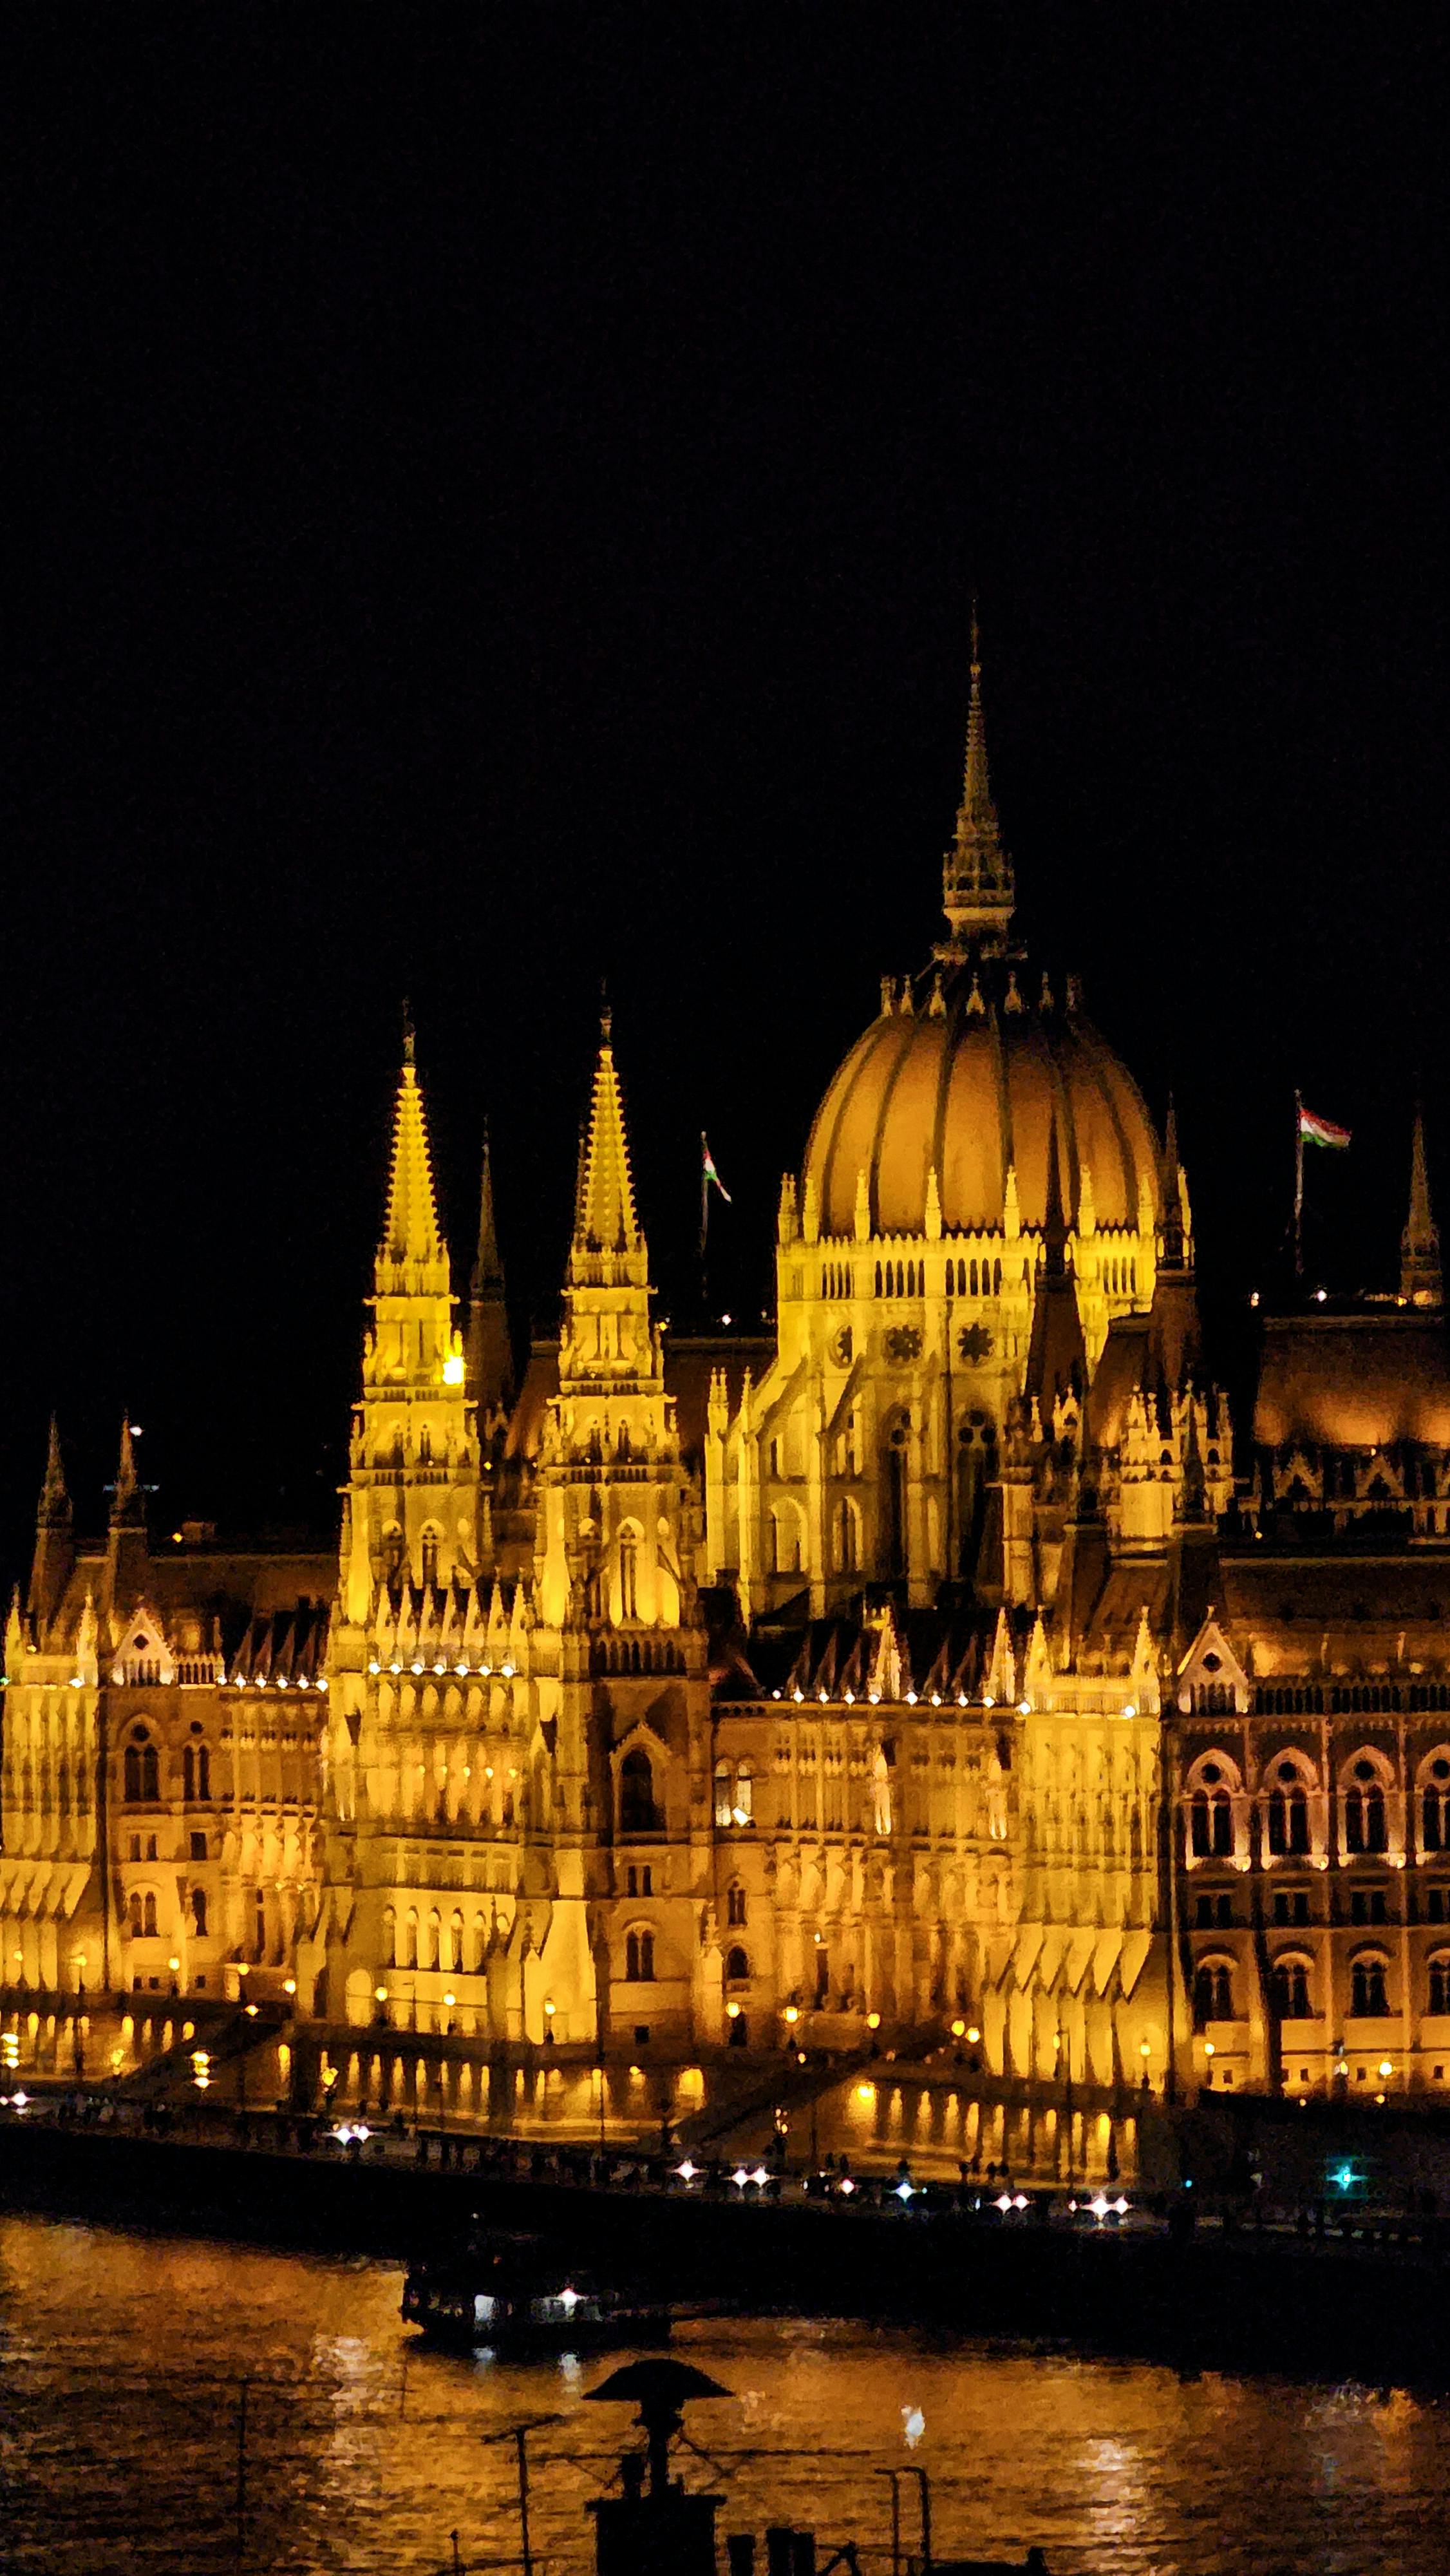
[1423,1757,1450,1852]
[1189,1761,1234,1857]
[625,1927,655,1982]
[182,1742,212,1803]
[970,1259,979,1295]
[993,1259,1002,1294]
[191,1887,207,1937]
[1429,1953,1450,2016]
[726,1881,747,1926]
[1266,1761,1311,1855]
[143,1891,158,1938]
[1351,1954,1389,2017]
[1344,1759,1388,1853]
[427,1909,441,1971]
[620,1747,660,1837]
[404,1908,419,1967]
[725,1944,749,1982]
[382,1525,404,1582]
[1193,1960,1233,2022]
[127,1891,143,1935]
[449,1909,463,1974]
[383,1905,396,1966]
[834,1497,859,1573]
[253,1889,267,1961]
[619,1524,640,1620]
[769,1506,802,1576]
[714,1760,733,1829]
[420,1527,440,1589]
[1270,1956,1311,2018]
[124,1728,159,1804]
[733,1762,753,1825]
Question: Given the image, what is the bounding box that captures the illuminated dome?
[803,632,1161,1241]
[805,965,1160,1238]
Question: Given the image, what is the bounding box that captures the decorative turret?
[376,1018,449,1300]
[941,614,1015,951]
[466,1126,515,1412]
[1401,1110,1442,1308]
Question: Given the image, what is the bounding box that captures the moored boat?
[401,2229,672,2354]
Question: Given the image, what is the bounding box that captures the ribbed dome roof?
[804,962,1162,1240]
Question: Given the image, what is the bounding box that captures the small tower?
[28,1416,75,1633]
[1401,1110,1442,1307]
[341,1023,477,1619]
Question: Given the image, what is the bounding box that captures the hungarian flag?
[1298,1103,1351,1151]
[702,1135,732,1202]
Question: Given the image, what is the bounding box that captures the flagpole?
[1293,1090,1304,1279]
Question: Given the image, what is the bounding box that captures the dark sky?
[2,14,1447,1579]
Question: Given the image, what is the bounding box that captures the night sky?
[2,16,1447,1581]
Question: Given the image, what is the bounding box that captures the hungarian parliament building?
[6,644,1450,2125]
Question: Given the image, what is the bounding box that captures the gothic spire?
[111,1417,143,1526]
[377,1030,447,1293]
[1401,1108,1442,1307]
[38,1414,70,1528]
[470,1124,505,1300]
[1158,1094,1187,1270]
[570,1010,643,1278]
[466,1124,515,1412]
[941,610,1015,951]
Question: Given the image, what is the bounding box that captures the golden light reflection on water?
[3,2215,1450,2572]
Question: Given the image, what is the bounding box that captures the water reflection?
[2,2215,1449,2571]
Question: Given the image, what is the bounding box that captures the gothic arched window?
[625,1927,655,1982]
[1194,1960,1233,2022]
[620,1747,659,1837]
[725,1945,749,1982]
[1344,1759,1388,1854]
[1270,1956,1311,2018]
[1189,1761,1234,1857]
[124,1728,158,1804]
[1423,1757,1450,1852]
[619,1524,641,1621]
[1266,1761,1311,1855]
[1350,1953,1389,2017]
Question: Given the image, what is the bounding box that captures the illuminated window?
[1344,1760,1388,1854]
[1266,1764,1311,1855]
[420,1528,440,1590]
[726,1881,747,1926]
[1190,1764,1234,1857]
[1422,1757,1450,1851]
[1271,1958,1311,2019]
[1429,1955,1450,2016]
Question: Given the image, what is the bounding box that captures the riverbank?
[3,2107,1448,2388]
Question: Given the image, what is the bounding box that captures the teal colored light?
[1335,2164,1356,2192]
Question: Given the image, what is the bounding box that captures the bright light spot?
[994,2192,1013,2213]
[965,2025,981,2046]
[1379,2060,1394,2079]
[732,2166,749,2188]
[559,2286,579,2311]
[1089,2193,1111,2219]
[442,1354,465,1385]
[854,2081,876,2105]
[902,2405,925,2448]
[1013,2193,1029,2211]
[674,2159,698,2183]
[950,2019,965,2039]
[750,2165,767,2187]
[867,2011,881,2031]
[838,2177,856,2196]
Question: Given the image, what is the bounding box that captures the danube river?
[1,2213,1447,2574]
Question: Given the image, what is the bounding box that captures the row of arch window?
[946,1258,1003,1298]
[1189,1754,1450,1858]
[1195,1955,1450,2023]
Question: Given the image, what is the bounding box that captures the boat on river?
[400,2228,672,2354]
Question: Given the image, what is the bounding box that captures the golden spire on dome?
[942,609,1015,951]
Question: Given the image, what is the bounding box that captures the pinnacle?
[378,1039,447,1285]
[1402,1108,1442,1307]
[571,1026,642,1267]
[39,1414,69,1524]
[471,1125,505,1298]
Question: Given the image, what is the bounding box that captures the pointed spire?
[466,1123,515,1413]
[378,1030,446,1289]
[111,1417,142,1524]
[941,608,1015,951]
[1158,1095,1187,1269]
[39,1414,70,1528]
[570,1014,643,1278]
[470,1125,505,1301]
[1402,1109,1442,1307]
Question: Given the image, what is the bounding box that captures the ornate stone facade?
[5,647,1450,2117]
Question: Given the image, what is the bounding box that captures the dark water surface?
[1,2213,1448,2574]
